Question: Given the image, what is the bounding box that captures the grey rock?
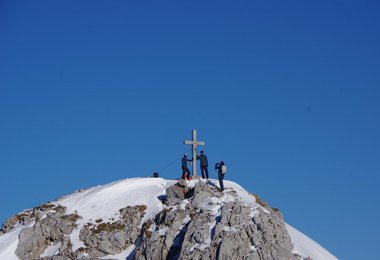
[10,180,300,260]
[191,181,222,209]
[78,205,146,258]
[164,182,194,206]
[2,203,65,234]
[135,206,189,260]
[250,208,296,260]
[2,214,22,233]
[137,181,298,260]
[179,208,214,259]
[15,207,79,260]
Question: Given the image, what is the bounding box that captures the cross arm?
[184,140,205,146]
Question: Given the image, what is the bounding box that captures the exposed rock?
[15,206,79,260]
[209,202,297,260]
[165,184,186,204]
[252,193,284,220]
[1,203,62,234]
[164,182,194,206]
[2,214,25,233]
[135,206,189,260]
[136,180,298,260]
[78,205,146,258]
[7,180,300,260]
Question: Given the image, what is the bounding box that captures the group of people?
[181,151,227,191]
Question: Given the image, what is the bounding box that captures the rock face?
[9,204,146,260]
[136,181,296,260]
[79,205,146,258]
[3,180,299,260]
[15,205,79,260]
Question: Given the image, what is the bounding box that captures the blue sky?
[1,1,379,259]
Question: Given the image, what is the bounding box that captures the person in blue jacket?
[181,154,192,179]
[196,150,209,179]
[215,161,227,191]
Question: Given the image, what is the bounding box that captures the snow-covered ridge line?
[0,177,337,260]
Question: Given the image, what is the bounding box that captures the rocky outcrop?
[78,205,146,258]
[4,180,299,260]
[15,205,79,260]
[136,181,297,260]
[1,203,61,234]
[12,203,147,260]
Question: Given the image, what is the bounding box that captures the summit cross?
[183,129,205,177]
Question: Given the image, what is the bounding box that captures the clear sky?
[1,1,379,259]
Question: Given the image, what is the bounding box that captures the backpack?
[221,165,227,174]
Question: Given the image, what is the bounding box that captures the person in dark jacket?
[181,154,192,179]
[196,150,209,179]
[215,161,226,191]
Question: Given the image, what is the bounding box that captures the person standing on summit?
[197,150,209,179]
[215,161,227,191]
[181,153,192,179]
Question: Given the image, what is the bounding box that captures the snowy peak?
[0,178,337,260]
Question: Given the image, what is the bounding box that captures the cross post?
[184,129,205,177]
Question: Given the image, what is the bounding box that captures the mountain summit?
[0,178,337,260]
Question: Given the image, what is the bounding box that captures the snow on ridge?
[58,177,176,224]
[56,177,176,252]
[286,223,338,260]
[0,177,338,260]
[0,223,34,260]
[224,180,258,205]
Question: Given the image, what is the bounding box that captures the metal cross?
[183,129,205,177]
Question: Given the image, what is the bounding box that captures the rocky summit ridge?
[0,178,337,260]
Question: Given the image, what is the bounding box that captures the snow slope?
[0,177,337,260]
[286,223,337,260]
[58,177,177,252]
[0,224,32,260]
